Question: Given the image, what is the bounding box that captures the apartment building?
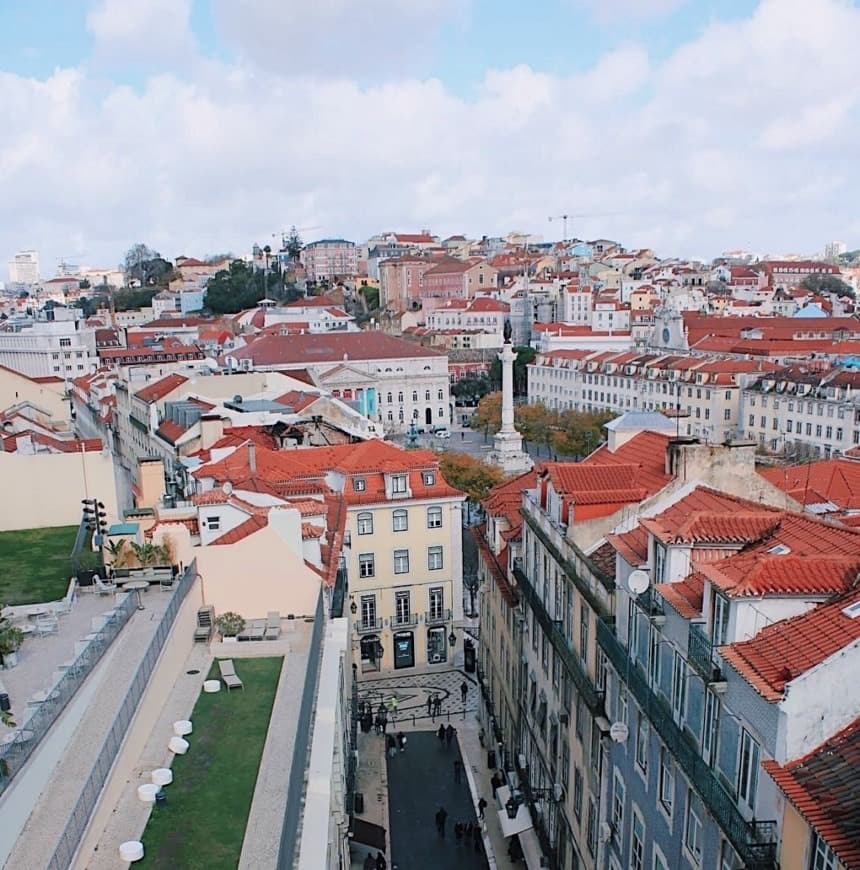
[0,310,98,379]
[529,350,779,442]
[301,239,358,283]
[600,484,860,870]
[741,364,860,458]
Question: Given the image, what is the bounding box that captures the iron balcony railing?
[596,618,776,870]
[356,617,383,634]
[392,612,419,628]
[425,608,452,626]
[513,564,603,715]
[688,621,716,680]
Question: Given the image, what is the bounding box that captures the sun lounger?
[218,659,243,691]
[265,611,281,640]
[238,619,265,641]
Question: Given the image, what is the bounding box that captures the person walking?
[387,733,397,759]
[375,851,387,870]
[453,759,462,783]
[435,806,448,837]
[477,797,487,819]
[426,694,433,718]
[454,822,463,846]
[460,680,468,705]
[380,711,388,734]
[397,731,406,753]
[445,724,455,747]
[374,711,382,735]
[434,694,442,717]
[437,723,446,743]
[363,851,375,870]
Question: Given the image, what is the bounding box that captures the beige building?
[0,364,69,425]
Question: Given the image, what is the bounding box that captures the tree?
[801,274,855,298]
[439,452,506,508]
[124,243,160,286]
[550,409,614,459]
[204,260,268,314]
[514,402,553,454]
[473,392,502,438]
[111,286,158,311]
[489,345,536,395]
[452,376,491,405]
[285,226,304,261]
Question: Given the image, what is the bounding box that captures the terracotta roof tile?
[759,459,860,511]
[209,514,268,545]
[606,525,649,567]
[763,717,860,867]
[135,373,189,403]
[720,586,860,702]
[657,572,705,619]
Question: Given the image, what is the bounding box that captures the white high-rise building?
[8,250,40,285]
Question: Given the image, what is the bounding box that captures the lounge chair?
[218,659,244,691]
[93,575,117,596]
[35,615,59,637]
[265,611,281,640]
[238,619,265,641]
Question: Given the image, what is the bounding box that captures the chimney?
[248,441,256,473]
[200,415,225,450]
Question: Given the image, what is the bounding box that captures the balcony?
[392,612,419,628]
[597,618,776,870]
[688,621,716,680]
[513,563,602,715]
[355,618,383,634]
[425,609,452,626]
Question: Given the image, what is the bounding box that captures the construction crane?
[547,215,571,242]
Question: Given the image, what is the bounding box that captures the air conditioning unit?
[552,783,564,802]
[517,753,527,770]
[429,654,442,664]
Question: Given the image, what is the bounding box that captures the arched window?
[437,389,444,400]
[398,391,404,402]
[412,391,418,402]
[357,512,373,535]
[393,509,408,532]
[425,390,431,401]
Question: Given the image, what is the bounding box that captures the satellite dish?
[204,357,219,371]
[221,482,233,495]
[627,569,650,595]
[609,722,629,743]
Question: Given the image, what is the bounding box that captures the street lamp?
[350,599,357,616]
[505,795,521,819]
[448,629,457,648]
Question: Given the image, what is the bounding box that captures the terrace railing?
[46,561,197,870]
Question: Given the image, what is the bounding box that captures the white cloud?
[3,0,860,274]
[87,0,195,62]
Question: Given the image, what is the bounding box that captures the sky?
[1,0,859,277]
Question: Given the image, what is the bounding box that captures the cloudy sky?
[2,0,859,277]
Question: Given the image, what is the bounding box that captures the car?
[434,428,451,439]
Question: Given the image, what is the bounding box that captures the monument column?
[491,321,533,474]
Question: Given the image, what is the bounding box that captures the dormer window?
[392,474,407,495]
[424,472,435,486]
[354,478,366,492]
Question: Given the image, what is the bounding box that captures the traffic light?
[81,498,108,543]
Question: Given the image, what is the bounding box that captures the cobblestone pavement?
[386,730,488,870]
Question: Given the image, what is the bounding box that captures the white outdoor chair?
[35,616,59,637]
[93,575,117,596]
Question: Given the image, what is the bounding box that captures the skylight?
[841,600,860,620]
[767,544,791,556]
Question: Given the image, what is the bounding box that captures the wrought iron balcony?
[392,612,419,628]
[597,618,776,869]
[425,608,452,626]
[355,617,383,634]
[688,621,716,679]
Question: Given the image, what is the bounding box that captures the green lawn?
[0,525,79,605]
[140,657,284,870]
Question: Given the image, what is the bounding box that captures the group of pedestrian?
[386,731,407,758]
[426,692,443,719]
[362,851,387,870]
[436,722,456,747]
[374,702,389,735]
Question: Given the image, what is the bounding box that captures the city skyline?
[2,0,860,271]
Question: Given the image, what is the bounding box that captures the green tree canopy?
[204,260,268,314]
[439,452,506,505]
[452,375,492,405]
[489,345,536,395]
[801,274,855,298]
[285,227,304,261]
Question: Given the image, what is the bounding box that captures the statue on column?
[503,318,512,344]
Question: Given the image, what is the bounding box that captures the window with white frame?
[671,650,687,725]
[586,797,598,857]
[636,710,648,775]
[354,477,366,492]
[423,471,435,486]
[360,595,376,627]
[394,590,410,624]
[393,549,409,574]
[580,606,590,665]
[685,789,703,864]
[393,509,408,532]
[712,592,730,645]
[810,833,837,870]
[357,512,373,535]
[428,546,443,570]
[359,553,375,578]
[653,846,669,870]
[719,840,742,870]
[630,808,645,870]
[391,474,408,494]
[573,766,583,820]
[702,690,720,767]
[428,587,444,620]
[654,542,667,582]
[611,770,625,838]
[427,506,443,528]
[659,746,674,816]
[208,515,221,531]
[737,728,760,811]
[648,626,661,687]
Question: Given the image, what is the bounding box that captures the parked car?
[433,427,451,439]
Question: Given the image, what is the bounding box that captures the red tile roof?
[763,716,860,868]
[209,514,268,545]
[155,419,189,444]
[473,525,518,607]
[606,525,649,567]
[759,459,860,511]
[134,373,189,403]
[657,572,706,619]
[581,430,674,497]
[721,586,860,702]
[643,511,781,545]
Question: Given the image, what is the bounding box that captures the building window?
[737,728,760,811]
[428,546,443,570]
[636,710,648,775]
[659,746,674,816]
[357,512,373,535]
[398,391,403,402]
[573,766,583,820]
[360,595,376,628]
[438,407,444,418]
[428,587,444,621]
[393,509,408,532]
[208,515,221,531]
[387,392,393,404]
[392,474,407,494]
[712,592,730,645]
[394,549,409,574]
[654,543,667,582]
[720,841,742,870]
[425,390,430,401]
[586,798,598,857]
[810,834,838,870]
[354,477,366,492]
[423,471,435,486]
[59,338,72,347]
[427,506,442,528]
[438,389,444,400]
[359,553,375,578]
[630,809,645,870]
[684,789,703,864]
[580,606,590,665]
[672,650,687,725]
[653,846,669,870]
[611,770,625,837]
[394,590,410,624]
